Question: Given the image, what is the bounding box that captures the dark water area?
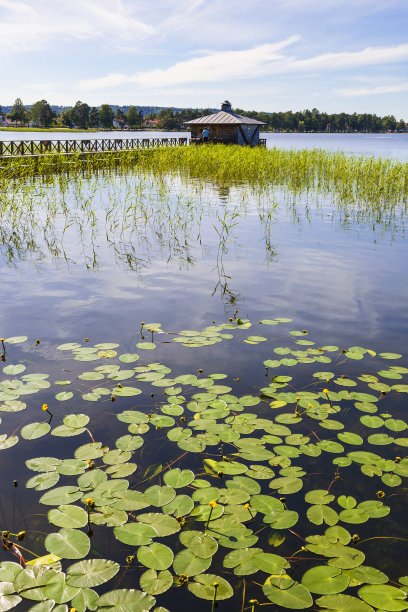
[1,160,408,611]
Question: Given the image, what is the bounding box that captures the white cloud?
[79,37,301,91]
[0,0,155,53]
[78,40,408,92]
[336,83,408,96]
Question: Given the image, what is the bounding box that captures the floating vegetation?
[1,317,408,611]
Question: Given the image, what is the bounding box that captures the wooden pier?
[0,137,189,158]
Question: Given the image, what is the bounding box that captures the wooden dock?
[0,137,189,158]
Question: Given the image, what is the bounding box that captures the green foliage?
[0,322,408,611]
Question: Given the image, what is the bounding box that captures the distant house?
[145,119,160,127]
[184,100,266,146]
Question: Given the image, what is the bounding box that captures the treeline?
[0,99,146,129]
[234,107,406,132]
[0,98,406,132]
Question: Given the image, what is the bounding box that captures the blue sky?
[1,0,408,119]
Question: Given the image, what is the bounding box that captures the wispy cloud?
[0,0,155,53]
[79,40,408,91]
[336,82,408,96]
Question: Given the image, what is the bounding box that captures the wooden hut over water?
[185,101,266,146]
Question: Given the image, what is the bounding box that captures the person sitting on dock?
[202,127,209,143]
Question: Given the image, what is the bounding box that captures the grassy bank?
[0,126,100,132]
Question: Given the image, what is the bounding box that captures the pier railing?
[0,137,189,157]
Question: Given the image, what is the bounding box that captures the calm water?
[1,129,408,160]
[1,154,408,610]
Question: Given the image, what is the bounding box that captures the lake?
[0,144,408,611]
[1,129,407,160]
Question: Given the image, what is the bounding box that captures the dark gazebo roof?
[184,101,266,126]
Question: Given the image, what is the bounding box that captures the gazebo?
[184,101,266,146]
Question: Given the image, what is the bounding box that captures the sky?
[1,0,408,119]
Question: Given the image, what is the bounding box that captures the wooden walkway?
[0,137,189,158]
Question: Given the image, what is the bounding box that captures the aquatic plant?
[1,317,408,611]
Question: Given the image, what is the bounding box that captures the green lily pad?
[137,543,173,570]
[358,584,408,611]
[188,574,233,600]
[172,549,211,577]
[139,569,173,596]
[66,559,120,587]
[45,528,90,559]
[302,565,349,594]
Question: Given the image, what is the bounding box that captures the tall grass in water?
[1,145,407,209]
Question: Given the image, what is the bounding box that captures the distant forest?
[0,99,406,132]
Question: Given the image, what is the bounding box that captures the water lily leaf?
[136,342,156,350]
[0,401,26,412]
[137,543,173,570]
[179,532,218,559]
[21,422,50,440]
[378,353,402,360]
[45,529,90,559]
[358,584,408,611]
[336,496,356,510]
[223,547,262,575]
[163,468,195,488]
[103,450,131,465]
[385,419,407,432]
[162,495,194,517]
[40,486,82,506]
[60,412,90,431]
[40,573,80,603]
[143,485,175,507]
[55,392,73,401]
[317,440,344,454]
[3,364,26,375]
[173,549,211,576]
[115,435,143,451]
[70,587,98,612]
[337,432,363,445]
[96,589,155,612]
[26,472,60,491]
[262,579,313,609]
[305,490,335,505]
[315,593,374,611]
[253,552,290,574]
[112,386,142,397]
[307,505,339,526]
[190,503,224,522]
[0,582,21,612]
[65,559,119,589]
[0,435,18,450]
[301,565,350,594]
[139,569,172,596]
[48,505,88,529]
[338,509,369,524]
[381,473,402,487]
[51,425,85,438]
[269,476,303,494]
[188,574,233,600]
[26,456,61,472]
[137,513,180,537]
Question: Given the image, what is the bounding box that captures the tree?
[7,98,29,126]
[61,108,73,128]
[125,106,143,129]
[99,104,114,129]
[30,99,56,127]
[115,108,125,122]
[71,101,90,129]
[88,107,100,128]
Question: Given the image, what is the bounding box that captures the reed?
[1,145,407,209]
